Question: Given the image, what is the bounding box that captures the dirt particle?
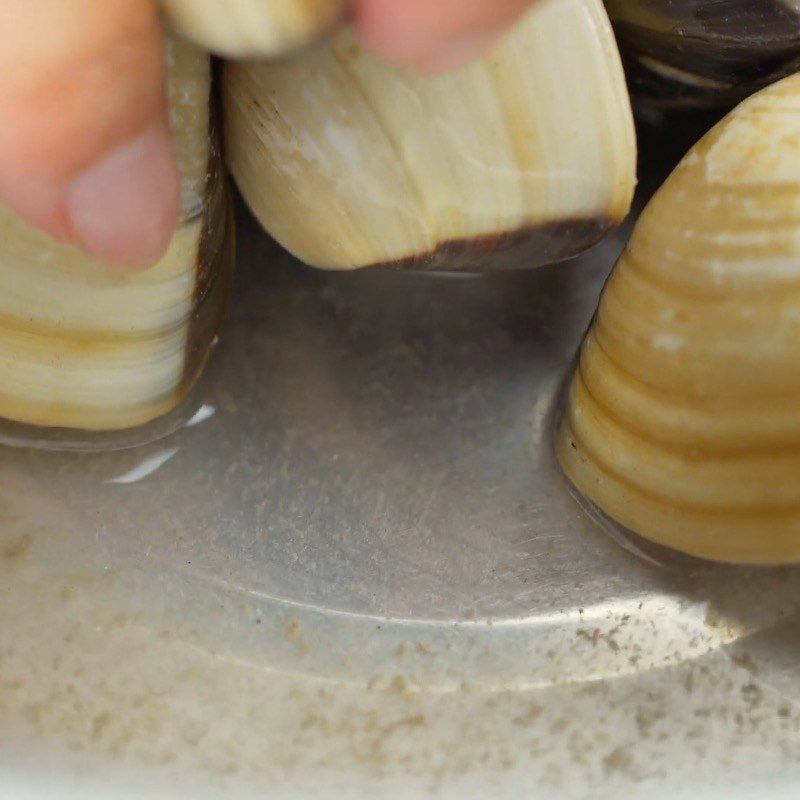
[23,702,44,731]
[2,534,32,564]
[387,675,409,695]
[284,617,310,656]
[576,629,601,647]
[90,712,112,742]
[388,713,425,731]
[741,683,763,706]
[704,606,728,631]
[550,717,570,734]
[634,707,662,735]
[513,704,544,727]
[731,651,759,674]
[603,746,634,776]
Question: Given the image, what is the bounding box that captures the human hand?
[0,0,532,267]
[353,0,533,72]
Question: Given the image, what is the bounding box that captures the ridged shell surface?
[224,0,636,272]
[0,35,232,436]
[556,73,800,564]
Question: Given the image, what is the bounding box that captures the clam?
[160,0,344,57]
[605,0,800,108]
[0,34,233,440]
[223,0,637,272]
[556,73,800,564]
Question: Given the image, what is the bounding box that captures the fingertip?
[351,0,433,64]
[353,0,532,71]
[65,120,180,269]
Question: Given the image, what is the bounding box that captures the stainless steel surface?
[1,116,799,799]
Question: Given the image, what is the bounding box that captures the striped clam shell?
[556,73,800,563]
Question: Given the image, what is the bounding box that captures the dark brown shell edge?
[368,216,619,273]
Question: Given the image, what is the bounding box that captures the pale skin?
[0,0,533,267]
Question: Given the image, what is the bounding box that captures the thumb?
[0,0,179,267]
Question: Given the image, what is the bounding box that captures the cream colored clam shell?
[556,73,800,564]
[223,0,637,271]
[161,0,343,57]
[0,36,223,432]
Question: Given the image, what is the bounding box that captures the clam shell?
[605,0,800,107]
[556,73,800,564]
[160,0,343,57]
[223,0,636,272]
[0,35,233,440]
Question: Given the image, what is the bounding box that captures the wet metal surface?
[0,114,799,798]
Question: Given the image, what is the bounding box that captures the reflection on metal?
[106,448,180,486]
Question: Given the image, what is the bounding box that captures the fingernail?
[416,29,504,73]
[65,121,180,268]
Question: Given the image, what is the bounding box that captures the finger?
[0,0,180,267]
[352,0,534,72]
